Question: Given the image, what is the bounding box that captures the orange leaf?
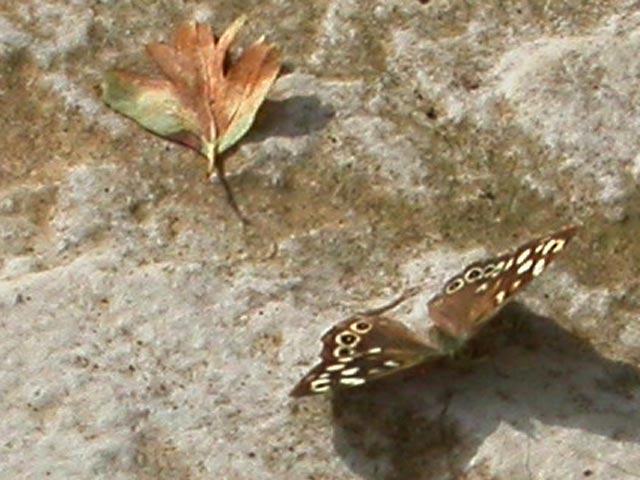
[103,16,281,180]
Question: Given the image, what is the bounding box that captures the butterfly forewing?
[428,225,578,342]
[290,315,439,397]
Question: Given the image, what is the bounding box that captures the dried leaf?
[103,16,281,180]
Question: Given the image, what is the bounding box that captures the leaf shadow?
[210,95,333,221]
[247,95,335,142]
[330,303,640,480]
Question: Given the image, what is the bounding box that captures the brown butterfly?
[290,226,578,397]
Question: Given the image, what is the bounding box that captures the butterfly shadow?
[330,303,640,480]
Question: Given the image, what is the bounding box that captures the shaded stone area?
[1,1,639,479]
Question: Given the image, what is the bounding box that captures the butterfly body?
[291,226,578,397]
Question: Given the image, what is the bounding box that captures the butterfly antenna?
[357,284,424,317]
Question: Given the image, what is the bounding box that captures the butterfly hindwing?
[428,225,578,342]
[290,315,439,397]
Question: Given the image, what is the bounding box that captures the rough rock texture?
[2,1,640,479]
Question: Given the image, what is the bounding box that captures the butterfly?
[290,225,578,397]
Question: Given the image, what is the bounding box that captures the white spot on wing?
[532,258,546,276]
[517,259,533,274]
[542,239,557,255]
[311,384,330,393]
[336,331,360,347]
[445,278,465,294]
[340,377,366,386]
[464,267,483,283]
[341,366,360,376]
[485,261,505,278]
[350,320,373,334]
[367,347,382,354]
[482,264,495,276]
[495,290,506,304]
[311,378,331,392]
[552,239,566,252]
[384,360,400,368]
[516,249,531,265]
[333,346,354,358]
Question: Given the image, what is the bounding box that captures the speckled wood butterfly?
[290,226,577,397]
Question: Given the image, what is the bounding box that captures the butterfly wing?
[290,315,439,397]
[428,225,578,343]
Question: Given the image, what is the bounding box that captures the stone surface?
[1,1,640,479]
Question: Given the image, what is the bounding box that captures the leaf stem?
[212,157,250,225]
